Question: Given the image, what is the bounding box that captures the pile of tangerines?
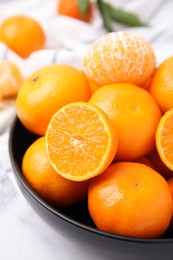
[1,11,173,239]
[11,30,173,240]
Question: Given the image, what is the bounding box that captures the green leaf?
[108,5,147,27]
[78,0,90,19]
[97,0,113,32]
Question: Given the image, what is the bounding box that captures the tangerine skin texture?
[89,83,162,161]
[88,162,173,239]
[0,15,45,58]
[0,60,24,98]
[83,31,156,86]
[149,56,173,113]
[22,137,89,206]
[16,65,91,136]
[57,0,93,22]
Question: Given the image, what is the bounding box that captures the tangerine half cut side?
[45,102,118,181]
[156,108,173,171]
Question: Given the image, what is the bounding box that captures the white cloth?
[0,0,173,148]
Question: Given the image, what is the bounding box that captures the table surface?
[1,0,173,259]
[0,131,112,260]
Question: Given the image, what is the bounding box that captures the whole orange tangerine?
[0,15,45,58]
[89,83,161,161]
[16,64,90,136]
[22,137,89,206]
[88,162,173,238]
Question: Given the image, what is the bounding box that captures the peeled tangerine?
[83,31,156,86]
[0,60,24,98]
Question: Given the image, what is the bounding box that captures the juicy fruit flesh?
[46,107,108,175]
[46,103,117,181]
[157,110,173,170]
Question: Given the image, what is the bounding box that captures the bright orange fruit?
[89,83,161,161]
[57,0,93,23]
[156,108,173,172]
[83,31,156,86]
[88,162,173,238]
[149,56,173,113]
[45,102,118,181]
[0,60,24,98]
[0,15,45,58]
[22,137,89,206]
[16,64,90,136]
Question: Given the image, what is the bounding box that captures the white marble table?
[0,131,116,260]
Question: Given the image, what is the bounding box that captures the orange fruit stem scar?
[149,56,173,113]
[0,15,45,58]
[45,102,118,181]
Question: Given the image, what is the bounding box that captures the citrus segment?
[156,108,173,171]
[45,102,118,181]
[83,31,156,86]
[0,60,24,98]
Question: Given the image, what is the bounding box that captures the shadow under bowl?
[9,117,173,260]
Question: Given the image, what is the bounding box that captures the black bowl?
[9,117,173,260]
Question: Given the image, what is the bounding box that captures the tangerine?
[156,108,173,172]
[88,162,173,238]
[0,15,45,58]
[83,31,156,86]
[22,137,89,206]
[16,64,90,136]
[149,56,173,113]
[57,0,93,23]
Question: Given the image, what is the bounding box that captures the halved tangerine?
[45,102,118,181]
[156,108,173,171]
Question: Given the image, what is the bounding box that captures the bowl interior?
[9,117,96,224]
[9,117,173,244]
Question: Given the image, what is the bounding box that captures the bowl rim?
[8,116,173,245]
